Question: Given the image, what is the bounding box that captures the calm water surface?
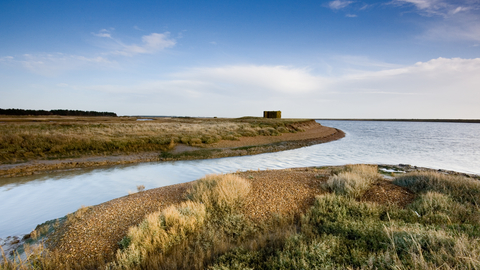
[1,120,479,237]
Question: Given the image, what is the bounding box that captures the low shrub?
[393,171,480,206]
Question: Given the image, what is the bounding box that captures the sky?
[1,0,479,118]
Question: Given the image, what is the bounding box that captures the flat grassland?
[4,165,480,270]
[0,116,344,177]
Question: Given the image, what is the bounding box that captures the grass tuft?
[113,201,207,269]
[186,174,251,215]
[322,164,381,198]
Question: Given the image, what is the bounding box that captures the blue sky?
[1,0,479,118]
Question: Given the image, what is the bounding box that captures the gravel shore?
[46,166,414,266]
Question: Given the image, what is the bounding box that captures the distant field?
[0,116,311,163]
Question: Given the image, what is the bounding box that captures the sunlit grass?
[321,164,381,198]
[3,168,480,269]
[0,117,310,163]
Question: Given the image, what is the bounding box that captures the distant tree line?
[0,108,117,117]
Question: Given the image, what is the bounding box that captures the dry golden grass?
[110,174,253,270]
[113,201,207,269]
[322,164,381,198]
[186,174,251,215]
[0,117,309,163]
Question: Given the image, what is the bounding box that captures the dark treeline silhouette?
[0,108,117,117]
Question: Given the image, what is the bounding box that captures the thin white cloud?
[346,14,358,17]
[334,55,402,71]
[118,33,176,56]
[82,65,328,97]
[424,16,480,41]
[339,57,480,96]
[92,29,112,38]
[93,30,176,56]
[0,56,14,61]
[450,6,470,14]
[1,53,116,76]
[177,65,328,94]
[394,0,480,42]
[1,30,176,76]
[329,0,354,10]
[395,0,478,16]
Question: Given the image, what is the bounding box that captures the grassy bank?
[0,116,310,163]
[2,165,480,269]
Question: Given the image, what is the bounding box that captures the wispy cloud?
[328,0,354,10]
[423,15,480,42]
[87,57,480,97]
[117,33,176,56]
[395,0,478,17]
[92,29,112,38]
[92,30,176,56]
[1,53,116,76]
[394,0,480,42]
[0,30,176,76]
[176,65,328,95]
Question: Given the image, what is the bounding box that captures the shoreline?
[0,122,344,178]
[2,164,479,265]
[317,118,480,123]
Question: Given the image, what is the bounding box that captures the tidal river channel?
[1,120,479,238]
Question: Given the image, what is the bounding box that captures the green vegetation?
[0,117,310,163]
[3,166,480,269]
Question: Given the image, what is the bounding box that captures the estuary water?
[1,120,479,238]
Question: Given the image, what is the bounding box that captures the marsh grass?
[322,164,381,198]
[186,174,251,216]
[111,174,255,269]
[0,117,308,163]
[211,170,480,270]
[393,171,480,206]
[113,201,207,269]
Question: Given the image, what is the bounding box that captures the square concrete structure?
[263,111,281,118]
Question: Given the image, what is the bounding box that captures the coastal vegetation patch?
[0,117,310,163]
[3,165,479,269]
